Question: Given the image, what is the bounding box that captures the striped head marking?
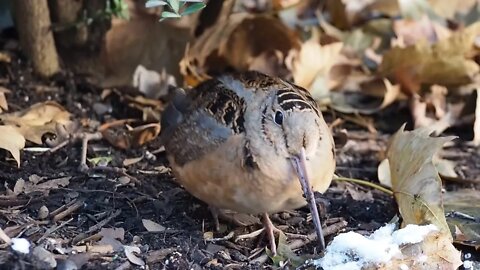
[258,81,324,158]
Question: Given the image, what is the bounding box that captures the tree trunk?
[13,0,60,77]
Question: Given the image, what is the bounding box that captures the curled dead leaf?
[0,101,73,145]
[387,125,454,237]
[100,120,161,149]
[180,13,300,86]
[124,245,145,266]
[286,35,343,99]
[0,125,26,167]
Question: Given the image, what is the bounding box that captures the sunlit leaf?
[161,11,181,19]
[169,0,180,12]
[0,125,25,167]
[387,125,454,238]
[145,0,168,8]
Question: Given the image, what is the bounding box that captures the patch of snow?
[392,224,438,245]
[11,238,30,254]
[314,223,438,270]
[463,260,473,269]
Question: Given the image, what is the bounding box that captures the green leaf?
[181,2,206,16]
[161,11,181,18]
[169,0,180,12]
[87,156,112,166]
[266,231,306,267]
[145,0,168,8]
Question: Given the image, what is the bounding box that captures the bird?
[161,71,335,254]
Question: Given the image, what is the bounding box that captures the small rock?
[38,205,49,219]
[33,246,57,268]
[230,250,248,262]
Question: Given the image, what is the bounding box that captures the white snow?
[314,223,438,270]
[11,238,31,254]
[463,260,473,269]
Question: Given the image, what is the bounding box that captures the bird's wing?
[163,78,247,166]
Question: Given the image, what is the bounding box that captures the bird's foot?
[209,206,261,231]
[261,213,308,255]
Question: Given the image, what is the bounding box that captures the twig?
[251,220,348,265]
[0,227,12,244]
[37,218,74,243]
[288,220,348,250]
[79,132,104,172]
[333,176,393,195]
[86,209,122,234]
[53,199,85,222]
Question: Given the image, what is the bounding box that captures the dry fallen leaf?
[410,94,455,135]
[99,120,161,149]
[142,219,166,232]
[123,156,144,167]
[387,125,454,237]
[286,34,343,100]
[330,78,401,114]
[22,176,71,195]
[180,13,299,86]
[0,125,26,167]
[392,15,441,47]
[0,86,10,113]
[381,21,480,93]
[124,245,145,266]
[0,101,73,145]
[32,246,56,268]
[345,184,374,202]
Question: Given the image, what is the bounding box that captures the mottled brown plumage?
[161,71,335,253]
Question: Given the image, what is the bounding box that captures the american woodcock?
[161,71,335,253]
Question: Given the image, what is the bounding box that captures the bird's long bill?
[291,147,326,250]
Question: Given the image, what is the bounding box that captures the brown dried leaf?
[180,13,299,86]
[410,94,454,135]
[142,219,165,232]
[99,227,125,241]
[286,36,343,99]
[387,126,454,237]
[0,86,10,113]
[0,101,72,144]
[381,21,480,93]
[123,156,144,167]
[393,15,441,47]
[124,245,145,266]
[23,176,71,195]
[0,125,25,167]
[345,185,374,202]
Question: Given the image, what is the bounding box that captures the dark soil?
[0,35,478,270]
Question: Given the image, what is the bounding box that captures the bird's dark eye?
[274,110,284,125]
